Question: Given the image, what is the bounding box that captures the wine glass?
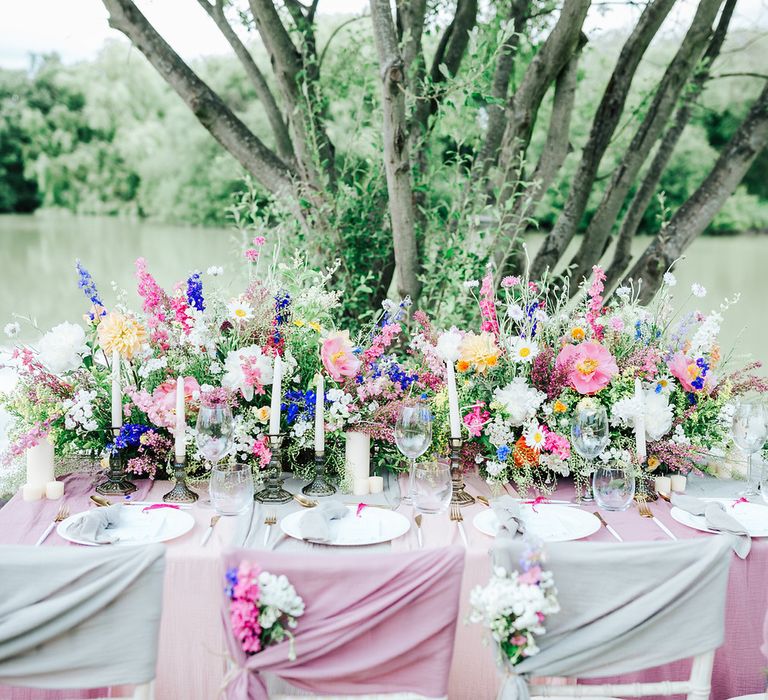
[570,405,610,503]
[412,459,452,515]
[195,402,234,505]
[210,462,254,515]
[394,403,433,504]
[732,401,767,498]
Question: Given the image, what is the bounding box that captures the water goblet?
[394,403,433,504]
[195,400,234,506]
[570,405,610,503]
[412,459,452,515]
[732,401,767,498]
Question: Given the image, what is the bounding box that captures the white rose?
[493,377,545,427]
[37,322,89,374]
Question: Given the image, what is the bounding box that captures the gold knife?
[415,514,423,548]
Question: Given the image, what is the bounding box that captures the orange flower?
[553,400,567,413]
[647,456,661,471]
[513,435,539,469]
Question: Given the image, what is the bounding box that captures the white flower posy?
[36,322,90,375]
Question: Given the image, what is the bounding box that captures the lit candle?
[111,350,122,429]
[634,378,646,464]
[269,355,282,435]
[446,360,462,440]
[174,376,186,460]
[45,480,64,500]
[314,373,325,454]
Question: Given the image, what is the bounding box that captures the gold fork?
[450,503,469,547]
[35,504,70,546]
[637,498,677,540]
[263,510,277,548]
[200,514,221,546]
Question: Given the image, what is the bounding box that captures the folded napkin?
[298,501,350,543]
[66,504,124,544]
[492,496,526,539]
[672,494,751,558]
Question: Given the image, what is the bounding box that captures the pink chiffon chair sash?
[220,546,465,699]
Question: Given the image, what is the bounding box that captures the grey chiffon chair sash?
[0,543,165,689]
[491,536,734,700]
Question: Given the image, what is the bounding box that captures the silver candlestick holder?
[96,426,137,496]
[254,433,292,504]
[303,451,336,497]
[162,455,198,503]
[449,437,475,506]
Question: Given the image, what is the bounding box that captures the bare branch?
[101,0,294,196]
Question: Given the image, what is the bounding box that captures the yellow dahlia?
[458,331,500,374]
[98,312,147,360]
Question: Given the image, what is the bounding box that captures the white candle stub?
[352,478,370,496]
[26,438,54,489]
[345,432,370,481]
[22,483,44,502]
[670,474,687,493]
[45,481,64,500]
[368,476,384,494]
[654,476,672,495]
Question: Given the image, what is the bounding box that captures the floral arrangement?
[225,561,305,659]
[469,543,559,664]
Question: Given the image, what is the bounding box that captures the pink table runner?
[0,471,766,699]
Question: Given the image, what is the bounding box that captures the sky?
[1,0,766,70]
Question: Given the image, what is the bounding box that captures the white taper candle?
[269,355,282,435]
[111,350,122,429]
[634,378,647,463]
[446,360,462,440]
[174,376,186,459]
[314,373,325,453]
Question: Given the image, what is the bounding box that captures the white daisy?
[507,303,525,322]
[227,299,253,322]
[524,423,547,452]
[691,283,707,298]
[508,337,539,363]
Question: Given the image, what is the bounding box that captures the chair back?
[0,543,165,691]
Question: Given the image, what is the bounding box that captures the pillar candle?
[45,480,64,500]
[26,438,54,489]
[634,378,646,464]
[670,474,687,493]
[22,483,44,501]
[368,476,384,494]
[654,475,672,495]
[269,355,282,435]
[174,376,186,460]
[345,431,370,481]
[111,350,122,429]
[314,373,325,453]
[446,360,462,440]
[353,478,370,496]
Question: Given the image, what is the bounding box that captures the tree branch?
[628,79,768,301]
[530,0,678,279]
[196,0,294,162]
[369,0,421,302]
[101,0,294,196]
[568,0,724,286]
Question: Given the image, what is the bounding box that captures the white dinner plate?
[473,505,601,542]
[57,507,196,546]
[281,505,410,546]
[670,498,768,537]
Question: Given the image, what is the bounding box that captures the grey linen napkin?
[492,495,526,539]
[671,493,751,558]
[66,504,124,544]
[298,501,349,543]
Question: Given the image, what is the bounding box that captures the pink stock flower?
[463,402,490,437]
[321,331,361,381]
[556,342,618,394]
[586,266,606,340]
[169,287,193,335]
[135,258,171,349]
[668,352,705,393]
[244,248,259,263]
[252,436,272,469]
[501,276,520,289]
[363,323,401,366]
[479,273,500,336]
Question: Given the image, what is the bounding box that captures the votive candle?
[22,483,44,502]
[45,480,64,500]
[353,478,370,496]
[670,474,687,493]
[654,475,672,495]
[368,476,384,494]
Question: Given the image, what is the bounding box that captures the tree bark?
[530,0,678,279]
[370,0,421,302]
[101,0,295,197]
[196,0,294,163]
[628,79,768,302]
[569,0,724,285]
[605,0,737,288]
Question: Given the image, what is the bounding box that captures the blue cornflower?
[224,567,239,599]
[76,259,106,316]
[634,320,643,341]
[108,424,151,454]
[497,445,510,462]
[186,272,204,311]
[282,389,316,425]
[687,393,698,406]
[387,363,418,391]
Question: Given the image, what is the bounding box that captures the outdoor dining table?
[0,470,765,700]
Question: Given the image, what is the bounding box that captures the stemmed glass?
[570,405,610,503]
[732,401,767,498]
[195,401,235,508]
[394,403,433,504]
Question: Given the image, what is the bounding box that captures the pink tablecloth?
[0,472,766,699]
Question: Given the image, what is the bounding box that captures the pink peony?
[321,331,361,381]
[556,342,617,394]
[150,376,201,428]
[667,352,706,392]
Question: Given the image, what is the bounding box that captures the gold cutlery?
[594,511,623,542]
[294,494,317,508]
[263,510,277,548]
[656,490,672,503]
[414,513,423,548]
[637,498,677,540]
[35,504,69,546]
[200,515,221,546]
[90,494,111,507]
[476,495,490,507]
[450,503,469,547]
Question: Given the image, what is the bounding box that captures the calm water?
[0,213,767,366]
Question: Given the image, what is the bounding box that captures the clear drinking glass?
[394,403,433,504]
[593,463,635,511]
[412,459,452,515]
[570,405,610,503]
[209,463,254,515]
[732,401,767,497]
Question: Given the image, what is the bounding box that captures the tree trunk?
[101,0,295,197]
[604,0,737,289]
[629,79,768,301]
[530,0,678,279]
[370,0,421,303]
[569,0,724,285]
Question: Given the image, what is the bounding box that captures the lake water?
[1,212,767,366]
